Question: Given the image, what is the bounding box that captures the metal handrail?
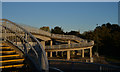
[19,23,88,42]
[0,19,49,71]
[20,24,51,37]
[46,41,94,49]
[2,26,38,57]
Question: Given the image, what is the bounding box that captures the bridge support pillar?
[68,40,70,44]
[90,48,92,58]
[46,52,48,57]
[67,50,70,60]
[68,40,70,48]
[82,49,84,58]
[40,41,45,49]
[62,51,64,57]
[50,40,53,48]
[56,51,58,56]
[50,52,52,57]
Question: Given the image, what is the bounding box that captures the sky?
[1,0,120,2]
[2,2,118,33]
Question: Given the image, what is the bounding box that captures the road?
[49,60,120,72]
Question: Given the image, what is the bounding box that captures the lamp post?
[96,24,99,57]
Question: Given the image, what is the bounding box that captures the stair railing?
[0,19,49,71]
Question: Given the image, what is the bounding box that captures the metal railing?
[0,19,49,71]
[46,41,94,49]
[51,34,85,42]
[20,24,51,37]
[19,24,88,42]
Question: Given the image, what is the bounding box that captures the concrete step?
[0,48,14,51]
[0,46,14,52]
[0,42,26,71]
[0,50,16,54]
[0,64,24,68]
[0,43,6,46]
[2,61,25,65]
[0,54,20,58]
[0,46,11,49]
[1,59,24,66]
[1,57,24,62]
[0,58,24,62]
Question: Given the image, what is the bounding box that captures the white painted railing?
[20,24,51,37]
[51,34,85,42]
[45,41,94,49]
[19,24,94,50]
[20,24,86,42]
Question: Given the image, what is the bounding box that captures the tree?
[40,26,50,32]
[82,31,94,40]
[66,31,80,36]
[82,23,120,58]
[51,26,64,34]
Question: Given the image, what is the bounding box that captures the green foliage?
[40,26,50,32]
[65,31,80,36]
[82,23,120,58]
[51,26,64,34]
[51,27,82,37]
[82,31,94,40]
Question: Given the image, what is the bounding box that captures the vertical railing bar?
[4,21,6,41]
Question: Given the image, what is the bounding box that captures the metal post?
[4,21,6,41]
[67,50,70,60]
[15,36,17,45]
[56,51,58,56]
[82,49,84,58]
[50,40,52,48]
[68,40,70,48]
[15,25,17,45]
[62,51,63,57]
[50,52,52,57]
[46,52,48,57]
[96,24,99,57]
[25,33,28,40]
[41,41,45,49]
[25,33,28,53]
[90,48,92,58]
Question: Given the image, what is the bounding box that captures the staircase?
[0,19,49,71]
[0,41,27,72]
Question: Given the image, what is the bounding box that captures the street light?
[96,24,99,57]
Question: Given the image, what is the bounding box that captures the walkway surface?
[49,60,120,72]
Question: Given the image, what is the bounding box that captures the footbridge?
[21,24,87,42]
[19,21,94,60]
[1,19,94,61]
[1,19,120,72]
[0,19,94,71]
[0,19,49,72]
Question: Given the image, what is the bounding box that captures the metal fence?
[46,41,94,49]
[19,24,90,42]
